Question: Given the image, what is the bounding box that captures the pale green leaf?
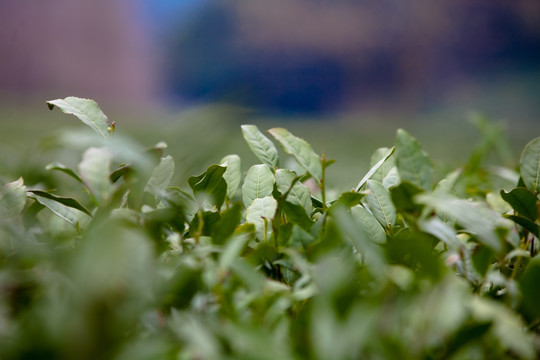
[365,180,396,229]
[351,205,386,244]
[355,147,395,191]
[0,178,26,217]
[519,137,540,193]
[220,154,242,199]
[417,193,511,251]
[145,155,175,198]
[219,233,251,271]
[242,164,275,207]
[268,128,322,184]
[395,129,433,190]
[47,97,110,139]
[276,169,312,214]
[246,196,278,240]
[241,125,279,168]
[78,147,114,204]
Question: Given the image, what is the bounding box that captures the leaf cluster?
[0,97,539,359]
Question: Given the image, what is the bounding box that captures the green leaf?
[520,257,540,319]
[282,201,313,232]
[188,165,228,209]
[519,137,540,193]
[220,154,242,199]
[419,217,461,250]
[275,169,312,214]
[78,147,114,204]
[351,205,386,244]
[145,155,175,198]
[27,190,92,217]
[370,147,400,189]
[242,164,275,207]
[268,127,322,184]
[500,188,538,221]
[211,203,243,245]
[355,147,395,191]
[188,164,227,193]
[246,196,278,241]
[46,162,84,184]
[395,129,433,190]
[417,193,509,251]
[47,96,110,139]
[29,192,90,228]
[504,215,539,238]
[390,180,424,213]
[241,124,279,169]
[219,233,251,271]
[333,191,365,208]
[365,180,396,229]
[0,178,26,217]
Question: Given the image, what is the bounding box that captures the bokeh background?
[1,0,539,188]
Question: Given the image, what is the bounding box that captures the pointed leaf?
[241,124,279,168]
[220,154,242,199]
[145,155,175,198]
[355,147,395,191]
[27,190,92,217]
[268,127,322,183]
[500,188,538,221]
[29,192,90,228]
[242,164,275,207]
[276,169,312,214]
[46,162,84,184]
[504,215,539,238]
[395,129,433,190]
[351,205,386,244]
[0,178,26,217]
[246,196,278,240]
[47,97,110,139]
[519,137,540,193]
[365,180,396,228]
[188,164,227,193]
[78,147,114,204]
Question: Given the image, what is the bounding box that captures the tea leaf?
[145,156,175,198]
[268,128,322,184]
[246,196,278,240]
[47,97,110,139]
[241,125,279,169]
[78,147,114,204]
[46,162,84,184]
[27,190,92,217]
[500,188,538,221]
[242,164,275,207]
[276,169,312,214]
[355,147,395,191]
[351,205,386,244]
[0,177,26,217]
[365,180,396,229]
[29,192,90,227]
[220,154,242,199]
[395,129,433,190]
[519,137,540,193]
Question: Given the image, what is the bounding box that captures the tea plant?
[0,96,539,359]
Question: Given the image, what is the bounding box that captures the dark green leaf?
[390,180,424,213]
[46,162,84,184]
[282,201,313,232]
[27,190,92,217]
[500,188,538,221]
[504,215,539,237]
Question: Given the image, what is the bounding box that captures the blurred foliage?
[1,97,539,359]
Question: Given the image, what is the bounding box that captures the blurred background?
[1,0,539,188]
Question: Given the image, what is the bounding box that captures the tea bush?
[0,97,539,359]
